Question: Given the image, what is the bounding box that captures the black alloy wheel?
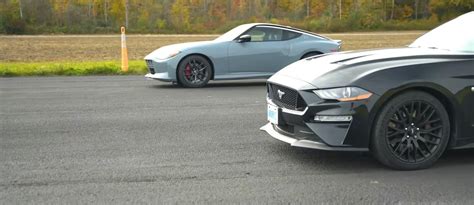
[372,91,450,170]
[177,55,212,88]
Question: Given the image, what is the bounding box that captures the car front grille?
[267,83,306,110]
[146,60,155,74]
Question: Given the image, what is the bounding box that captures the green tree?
[170,0,190,32]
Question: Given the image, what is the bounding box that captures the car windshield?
[214,24,253,42]
[409,11,474,53]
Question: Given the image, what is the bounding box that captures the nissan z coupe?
[144,23,341,87]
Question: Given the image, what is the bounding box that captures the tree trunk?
[339,0,342,20]
[19,0,23,19]
[203,0,208,13]
[306,0,310,17]
[426,0,430,18]
[104,0,108,26]
[390,0,395,20]
[414,0,418,20]
[88,0,92,18]
[353,0,359,11]
[329,1,333,18]
[248,0,252,18]
[227,0,232,19]
[125,0,129,28]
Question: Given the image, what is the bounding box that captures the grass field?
[0,31,424,76]
[0,60,147,77]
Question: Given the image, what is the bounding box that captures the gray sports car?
[144,23,342,87]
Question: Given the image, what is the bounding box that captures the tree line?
[0,0,472,34]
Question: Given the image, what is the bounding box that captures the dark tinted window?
[244,27,283,42]
[282,30,302,40]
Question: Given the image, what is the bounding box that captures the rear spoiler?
[333,40,342,45]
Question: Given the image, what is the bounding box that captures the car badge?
[277,90,285,99]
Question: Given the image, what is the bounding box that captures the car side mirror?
[237,35,251,43]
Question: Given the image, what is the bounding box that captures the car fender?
[289,39,335,58]
[181,42,230,76]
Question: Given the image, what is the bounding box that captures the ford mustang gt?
[261,12,474,170]
[144,23,341,87]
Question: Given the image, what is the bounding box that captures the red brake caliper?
[184,64,191,79]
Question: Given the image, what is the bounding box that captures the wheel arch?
[369,83,459,149]
[300,51,324,59]
[176,53,215,81]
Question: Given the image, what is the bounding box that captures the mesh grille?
[268,83,306,110]
[146,60,155,74]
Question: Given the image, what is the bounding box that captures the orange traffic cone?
[121,26,129,72]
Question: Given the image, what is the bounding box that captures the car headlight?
[313,87,372,102]
[156,50,181,60]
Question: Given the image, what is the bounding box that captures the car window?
[214,24,254,42]
[244,27,283,42]
[282,30,302,40]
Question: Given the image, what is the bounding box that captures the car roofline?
[248,23,334,42]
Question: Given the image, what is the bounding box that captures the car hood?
[160,41,214,51]
[270,47,461,89]
[145,41,214,60]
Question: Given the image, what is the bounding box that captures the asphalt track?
[1,76,473,204]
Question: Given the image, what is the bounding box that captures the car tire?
[177,55,212,88]
[301,52,323,59]
[371,91,450,170]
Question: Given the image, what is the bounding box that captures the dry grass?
[0,35,214,62]
[327,31,425,51]
[0,32,424,62]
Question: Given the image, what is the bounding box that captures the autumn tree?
[0,0,471,34]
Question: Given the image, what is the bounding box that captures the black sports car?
[261,11,474,170]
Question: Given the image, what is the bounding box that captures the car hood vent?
[275,47,455,87]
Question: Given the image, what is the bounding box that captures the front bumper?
[260,83,377,151]
[260,123,366,151]
[145,73,173,82]
[144,56,182,82]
